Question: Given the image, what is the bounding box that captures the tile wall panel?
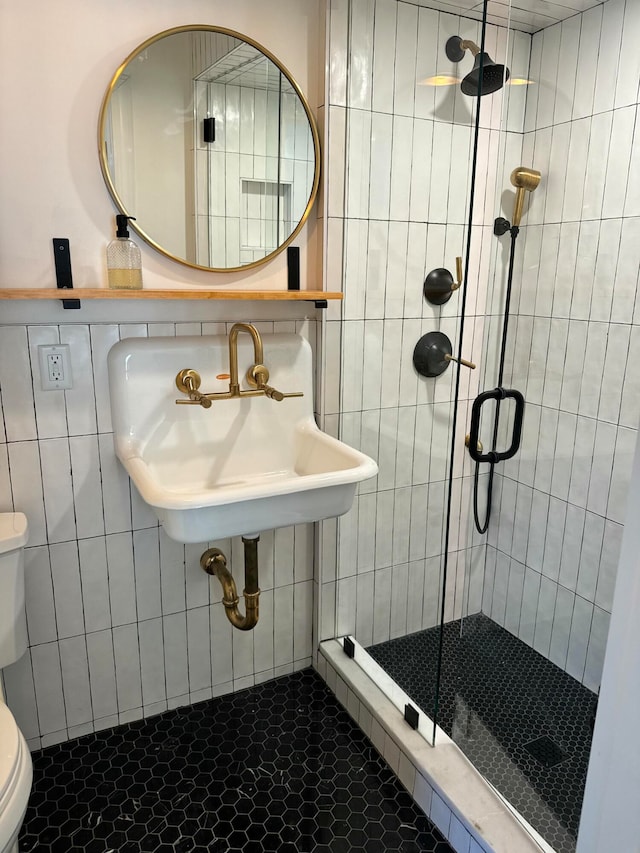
[323,0,517,650]
[325,0,634,697]
[0,318,317,748]
[484,0,639,691]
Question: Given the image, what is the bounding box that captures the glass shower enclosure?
[329,0,636,850]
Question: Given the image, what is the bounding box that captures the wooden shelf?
[0,288,341,302]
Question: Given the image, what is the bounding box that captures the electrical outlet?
[38,344,73,391]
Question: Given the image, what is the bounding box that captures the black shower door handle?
[467,387,525,463]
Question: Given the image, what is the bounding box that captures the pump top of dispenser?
[115,214,136,238]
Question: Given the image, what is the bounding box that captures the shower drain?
[523,736,568,768]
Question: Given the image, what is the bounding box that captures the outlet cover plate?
[38,344,72,391]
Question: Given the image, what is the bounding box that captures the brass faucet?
[175,322,303,407]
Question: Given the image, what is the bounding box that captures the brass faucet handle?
[245,365,303,401]
[263,385,284,401]
[264,386,304,401]
[176,398,213,407]
[175,368,213,408]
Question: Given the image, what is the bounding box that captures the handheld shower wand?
[471,165,542,534]
[494,166,541,235]
[510,166,541,227]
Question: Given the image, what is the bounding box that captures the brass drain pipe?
[200,536,260,631]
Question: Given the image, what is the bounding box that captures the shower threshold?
[367,614,597,853]
[320,635,554,853]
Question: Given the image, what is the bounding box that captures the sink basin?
[107,333,378,542]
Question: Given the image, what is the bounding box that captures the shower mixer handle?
[453,256,463,291]
[444,353,475,370]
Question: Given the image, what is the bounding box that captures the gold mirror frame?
[98,25,321,274]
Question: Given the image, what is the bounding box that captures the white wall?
[127,32,192,257]
[0,0,322,290]
[0,0,324,748]
[577,423,640,852]
[323,0,635,701]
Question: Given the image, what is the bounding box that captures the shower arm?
[459,40,481,57]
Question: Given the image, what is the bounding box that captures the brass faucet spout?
[228,323,264,395]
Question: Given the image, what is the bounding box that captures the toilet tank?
[0,513,28,669]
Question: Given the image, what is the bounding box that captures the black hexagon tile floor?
[369,613,598,853]
[20,669,455,853]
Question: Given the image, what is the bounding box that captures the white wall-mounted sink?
[107,333,377,543]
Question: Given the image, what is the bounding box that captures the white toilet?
[0,513,33,853]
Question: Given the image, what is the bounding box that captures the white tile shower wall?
[485,0,640,692]
[321,0,522,647]
[0,319,317,748]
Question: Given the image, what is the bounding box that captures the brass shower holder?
[423,256,463,305]
[201,538,260,631]
[465,433,483,454]
[413,331,475,377]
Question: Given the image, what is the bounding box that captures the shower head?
[510,166,541,227]
[445,36,510,96]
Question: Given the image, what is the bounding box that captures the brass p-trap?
[201,538,260,631]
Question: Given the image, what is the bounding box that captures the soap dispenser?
[107,215,143,289]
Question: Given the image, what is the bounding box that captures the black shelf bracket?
[53,238,80,309]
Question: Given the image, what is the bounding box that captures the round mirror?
[98,26,320,273]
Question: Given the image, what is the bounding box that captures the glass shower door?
[328,0,636,849]
[449,3,636,850]
[330,0,492,744]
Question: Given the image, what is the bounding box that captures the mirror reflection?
[99,27,320,272]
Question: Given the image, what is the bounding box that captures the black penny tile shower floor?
[368,613,599,853]
[20,669,455,853]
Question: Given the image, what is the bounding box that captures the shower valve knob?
[423,257,463,305]
[413,331,475,378]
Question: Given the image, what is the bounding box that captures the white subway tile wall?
[484,0,639,693]
[0,319,316,747]
[322,0,519,659]
[324,0,637,700]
